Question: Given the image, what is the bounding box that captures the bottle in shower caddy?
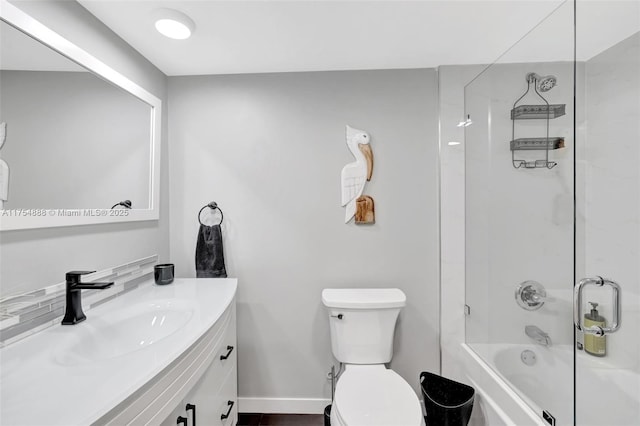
[584,302,607,357]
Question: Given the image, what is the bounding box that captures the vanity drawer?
[179,356,237,426]
[173,308,237,423]
[160,357,237,426]
[209,363,239,426]
[207,310,237,376]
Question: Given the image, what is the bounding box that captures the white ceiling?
[78,0,640,77]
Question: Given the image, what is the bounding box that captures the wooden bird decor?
[341,125,375,224]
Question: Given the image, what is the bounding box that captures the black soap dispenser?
[584,302,606,357]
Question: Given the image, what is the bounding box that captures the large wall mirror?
[0,1,161,231]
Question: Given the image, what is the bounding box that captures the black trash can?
[420,371,475,426]
[324,404,331,426]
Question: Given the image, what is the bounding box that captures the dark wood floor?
[237,413,325,426]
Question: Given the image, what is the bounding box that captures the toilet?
[322,288,425,426]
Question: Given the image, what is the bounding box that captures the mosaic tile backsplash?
[0,255,158,347]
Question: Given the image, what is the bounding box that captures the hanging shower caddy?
[510,72,565,169]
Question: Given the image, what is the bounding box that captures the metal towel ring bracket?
[198,201,224,226]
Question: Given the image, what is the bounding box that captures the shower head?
[537,75,557,92]
[526,72,557,92]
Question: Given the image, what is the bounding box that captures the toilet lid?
[334,365,423,426]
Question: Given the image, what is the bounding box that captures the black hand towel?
[195,224,227,278]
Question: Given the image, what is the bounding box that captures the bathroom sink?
[54,299,194,365]
[1,278,237,426]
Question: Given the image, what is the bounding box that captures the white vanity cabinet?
[161,306,238,426]
[98,296,237,426]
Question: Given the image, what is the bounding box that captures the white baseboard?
[238,397,332,414]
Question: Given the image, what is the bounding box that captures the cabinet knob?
[177,416,188,426]
[220,345,234,360]
[220,400,235,420]
[186,403,196,426]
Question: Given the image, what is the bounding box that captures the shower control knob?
[515,281,547,311]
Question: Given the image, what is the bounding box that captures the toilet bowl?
[322,288,425,426]
[330,365,425,426]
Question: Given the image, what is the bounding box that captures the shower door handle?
[574,276,621,335]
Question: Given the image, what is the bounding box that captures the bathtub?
[462,343,640,426]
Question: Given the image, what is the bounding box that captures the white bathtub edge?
[466,377,513,424]
[461,344,546,426]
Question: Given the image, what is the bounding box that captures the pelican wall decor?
[0,123,8,209]
[341,125,375,224]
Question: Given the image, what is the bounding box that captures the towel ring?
[198,201,224,226]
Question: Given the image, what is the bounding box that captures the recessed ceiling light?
[448,141,461,146]
[154,9,195,40]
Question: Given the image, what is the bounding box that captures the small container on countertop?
[154,264,174,285]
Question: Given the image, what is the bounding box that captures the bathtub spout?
[525,325,552,346]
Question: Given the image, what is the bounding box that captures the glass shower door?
[464,1,577,424]
[574,2,640,425]
[464,1,639,424]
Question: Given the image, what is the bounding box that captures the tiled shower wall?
[580,32,640,373]
[438,64,486,380]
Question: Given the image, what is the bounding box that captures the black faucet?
[61,271,114,325]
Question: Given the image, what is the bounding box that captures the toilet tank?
[322,288,406,364]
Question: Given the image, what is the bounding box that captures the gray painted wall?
[168,69,440,404]
[0,1,169,297]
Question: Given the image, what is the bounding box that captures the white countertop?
[0,278,237,426]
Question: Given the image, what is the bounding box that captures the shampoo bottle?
[584,302,606,357]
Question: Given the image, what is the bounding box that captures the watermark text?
[1,209,130,217]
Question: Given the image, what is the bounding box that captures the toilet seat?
[332,365,424,426]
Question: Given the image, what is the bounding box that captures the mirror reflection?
[0,21,152,210]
